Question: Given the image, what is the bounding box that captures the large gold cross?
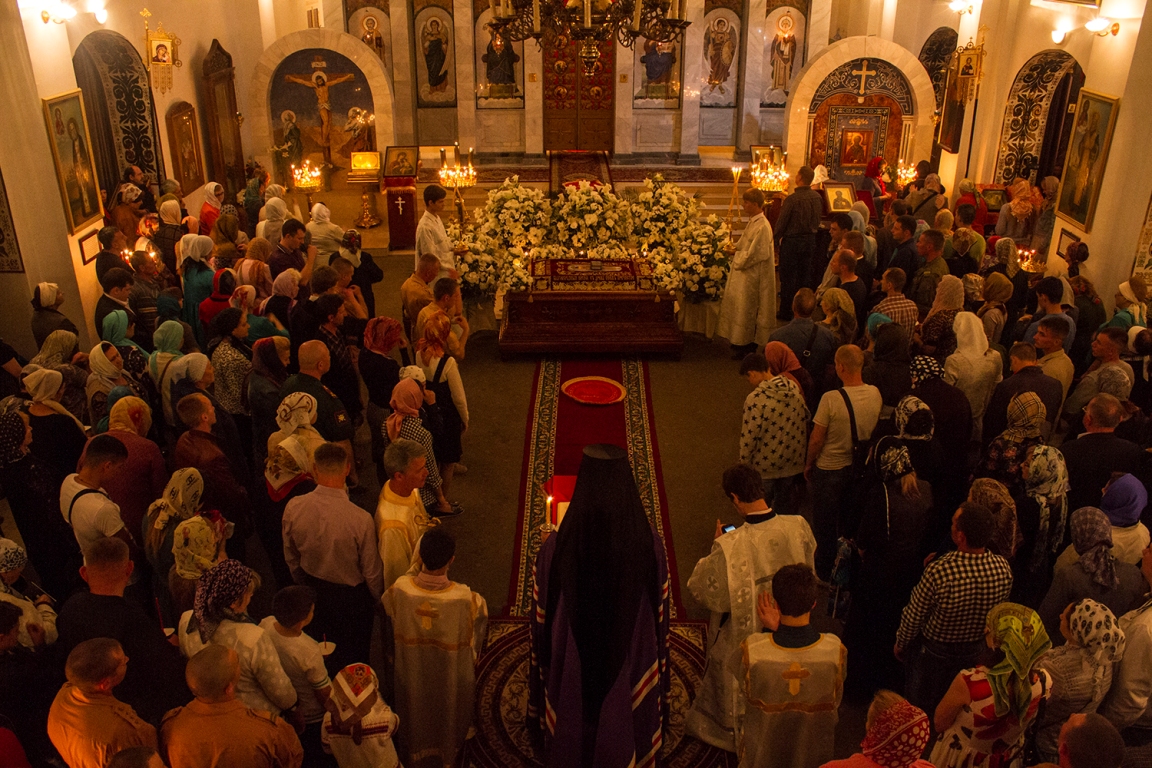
[782,662,811,696]
[852,59,877,95]
[416,601,439,630]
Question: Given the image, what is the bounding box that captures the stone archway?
[783,37,936,173]
[72,30,165,197]
[993,50,1082,185]
[250,29,396,180]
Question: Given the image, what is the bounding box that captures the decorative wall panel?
[919,27,958,112]
[993,50,1078,185]
[809,57,913,115]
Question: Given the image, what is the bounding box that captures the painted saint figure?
[770,12,797,91]
[482,32,520,97]
[842,134,867,166]
[704,18,736,94]
[423,19,450,93]
[1068,109,1102,212]
[640,39,677,98]
[275,110,304,187]
[66,118,96,218]
[152,43,169,63]
[362,15,385,61]
[284,64,355,165]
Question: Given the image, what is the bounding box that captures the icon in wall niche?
[416,6,457,107]
[476,11,525,108]
[1056,89,1120,232]
[142,8,181,94]
[42,89,104,235]
[701,9,739,108]
[633,37,681,108]
[349,7,393,74]
[762,6,805,107]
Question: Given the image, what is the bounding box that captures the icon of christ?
[284,61,356,166]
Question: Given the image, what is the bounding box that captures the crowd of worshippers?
[678,168,1152,767]
[0,174,488,767]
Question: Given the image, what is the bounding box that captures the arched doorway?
[72,30,165,203]
[993,50,1084,184]
[919,27,959,164]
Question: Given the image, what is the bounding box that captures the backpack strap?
[802,322,820,359]
[838,388,860,444]
[66,488,104,525]
[432,354,449,386]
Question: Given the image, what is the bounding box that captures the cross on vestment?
[852,60,877,95]
[416,601,439,630]
[782,662,811,696]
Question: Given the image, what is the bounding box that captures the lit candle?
[440,147,447,166]
[532,0,540,32]
[454,142,461,166]
[584,0,591,27]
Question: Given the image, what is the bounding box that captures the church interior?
[4,0,1152,765]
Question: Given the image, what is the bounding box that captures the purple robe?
[529,528,671,768]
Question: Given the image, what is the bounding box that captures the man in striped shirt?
[894,502,1013,714]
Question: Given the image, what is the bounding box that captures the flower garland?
[552,180,632,253]
[680,216,732,303]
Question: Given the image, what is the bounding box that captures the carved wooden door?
[543,37,615,151]
[202,40,246,201]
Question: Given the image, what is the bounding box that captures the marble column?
[615,40,634,156]
[320,0,344,29]
[524,40,544,156]
[1,0,91,355]
[390,0,418,144]
[736,0,765,152]
[258,0,279,50]
[678,0,706,160]
[454,0,478,149]
[807,0,832,60]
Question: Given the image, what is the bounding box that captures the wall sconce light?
[36,0,77,23]
[1051,27,1069,44]
[1085,17,1120,36]
[949,1,973,14]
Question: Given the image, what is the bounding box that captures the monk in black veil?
[529,444,671,768]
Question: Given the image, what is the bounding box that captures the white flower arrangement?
[501,245,533,292]
[552,181,632,252]
[477,176,552,249]
[631,174,699,252]
[445,219,500,300]
[680,215,732,303]
[642,244,683,293]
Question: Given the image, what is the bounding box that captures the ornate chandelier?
[487,0,689,76]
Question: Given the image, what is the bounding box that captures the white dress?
[718,213,776,347]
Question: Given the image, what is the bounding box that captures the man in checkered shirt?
[872,267,920,337]
[894,502,1012,714]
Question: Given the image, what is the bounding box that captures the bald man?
[161,645,303,768]
[280,340,356,483]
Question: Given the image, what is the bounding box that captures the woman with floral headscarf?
[968,479,1021,561]
[418,313,468,492]
[822,691,933,768]
[0,537,58,649]
[197,182,225,236]
[262,268,301,329]
[210,212,247,270]
[1038,507,1147,639]
[945,312,1003,441]
[847,443,933,695]
[977,391,1046,497]
[386,378,453,516]
[931,603,1052,767]
[1012,445,1070,605]
[141,468,205,622]
[86,341,145,428]
[234,236,275,300]
[169,514,229,617]
[995,178,1040,247]
[30,329,88,423]
[1056,474,1150,571]
[1033,599,1126,762]
[821,287,858,346]
[0,412,81,599]
[322,663,401,767]
[177,559,297,715]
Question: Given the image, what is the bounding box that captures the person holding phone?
[684,464,817,753]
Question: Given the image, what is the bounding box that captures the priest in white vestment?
[382,527,487,768]
[719,189,777,356]
[737,565,845,768]
[415,184,457,275]
[375,439,437,589]
[685,464,817,752]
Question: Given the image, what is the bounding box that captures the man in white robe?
[415,184,456,276]
[375,439,437,589]
[737,564,844,768]
[382,527,487,768]
[719,189,777,358]
[685,464,817,752]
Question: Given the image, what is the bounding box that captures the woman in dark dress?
[918,275,965,360]
[848,443,933,696]
[248,336,291,470]
[22,368,87,483]
[863,323,913,423]
[1011,445,1070,607]
[360,317,409,476]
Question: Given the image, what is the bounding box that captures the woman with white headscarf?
[161,352,212,428]
[24,367,88,482]
[30,329,88,423]
[86,341,143,426]
[944,312,1003,442]
[29,281,77,348]
[0,538,58,648]
[154,198,186,276]
[1108,279,1149,331]
[307,202,345,266]
[180,234,217,348]
[256,197,288,245]
[197,182,225,236]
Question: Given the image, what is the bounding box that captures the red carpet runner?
[461,359,733,768]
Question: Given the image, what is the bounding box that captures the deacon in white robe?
[375,440,437,590]
[685,470,817,752]
[737,632,845,768]
[719,191,777,349]
[382,528,487,768]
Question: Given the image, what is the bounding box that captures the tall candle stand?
[438,144,477,226]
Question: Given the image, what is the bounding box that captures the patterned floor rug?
[460,619,735,768]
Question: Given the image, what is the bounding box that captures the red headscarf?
[861,699,932,768]
[865,157,886,195]
[364,317,404,357]
[386,379,423,441]
[763,341,804,389]
[417,312,451,363]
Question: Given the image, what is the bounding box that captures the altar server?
[381,528,486,768]
[415,185,456,276]
[685,465,817,752]
[720,189,777,358]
